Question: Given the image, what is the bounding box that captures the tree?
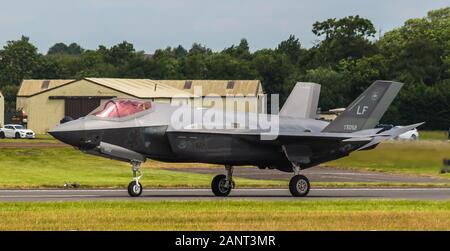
[174,45,188,58]
[276,35,306,65]
[181,53,208,79]
[147,49,183,79]
[389,81,450,129]
[205,53,257,79]
[0,36,39,85]
[189,43,212,55]
[312,15,377,65]
[48,42,84,55]
[0,85,19,113]
[223,39,251,60]
[376,7,450,85]
[32,54,62,79]
[338,54,389,98]
[253,49,298,103]
[303,67,348,110]
[104,41,136,66]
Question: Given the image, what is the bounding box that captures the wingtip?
[402,122,425,131]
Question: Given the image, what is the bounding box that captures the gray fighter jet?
[49,80,422,197]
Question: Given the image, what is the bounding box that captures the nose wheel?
[128,181,143,197]
[127,160,143,197]
[211,165,234,196]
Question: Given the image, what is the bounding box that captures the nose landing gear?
[127,160,143,197]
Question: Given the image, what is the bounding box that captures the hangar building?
[158,80,263,113]
[16,78,263,134]
[0,91,4,127]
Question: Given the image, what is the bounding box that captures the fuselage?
[49,102,332,171]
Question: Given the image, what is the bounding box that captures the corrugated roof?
[157,80,262,96]
[85,78,194,98]
[17,78,262,98]
[17,79,75,97]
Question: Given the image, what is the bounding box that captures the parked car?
[0,124,35,139]
[375,124,419,140]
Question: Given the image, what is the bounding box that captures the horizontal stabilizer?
[377,122,425,137]
[357,122,424,150]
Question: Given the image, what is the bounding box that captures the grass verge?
[0,147,286,188]
[0,200,449,230]
[419,130,449,140]
[327,140,450,178]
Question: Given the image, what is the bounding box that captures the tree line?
[0,7,449,129]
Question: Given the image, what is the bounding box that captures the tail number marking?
[344,124,357,131]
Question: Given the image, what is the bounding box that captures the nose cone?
[49,119,86,148]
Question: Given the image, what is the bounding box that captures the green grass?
[419,130,449,140]
[327,140,450,178]
[0,147,285,188]
[0,200,449,230]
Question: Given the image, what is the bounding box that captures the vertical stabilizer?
[280,82,321,119]
[322,80,404,133]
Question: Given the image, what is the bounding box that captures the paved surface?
[0,188,449,201]
[163,166,450,183]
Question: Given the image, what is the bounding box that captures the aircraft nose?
[48,119,87,148]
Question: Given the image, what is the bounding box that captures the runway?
[0,188,449,201]
[164,166,450,183]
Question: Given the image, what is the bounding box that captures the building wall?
[0,92,4,127]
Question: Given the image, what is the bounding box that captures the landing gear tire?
[127,160,143,197]
[289,175,310,197]
[127,181,143,197]
[211,174,232,197]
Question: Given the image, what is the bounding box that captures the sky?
[0,0,448,53]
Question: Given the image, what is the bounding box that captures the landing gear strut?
[289,164,310,197]
[211,165,234,196]
[127,160,143,197]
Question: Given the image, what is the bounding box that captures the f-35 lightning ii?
[49,80,422,197]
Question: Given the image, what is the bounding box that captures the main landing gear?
[127,160,143,197]
[289,164,310,197]
[211,165,235,196]
[210,164,311,197]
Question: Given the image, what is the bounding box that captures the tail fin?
[322,80,404,133]
[280,82,321,119]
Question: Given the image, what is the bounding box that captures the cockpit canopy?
[91,99,152,118]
